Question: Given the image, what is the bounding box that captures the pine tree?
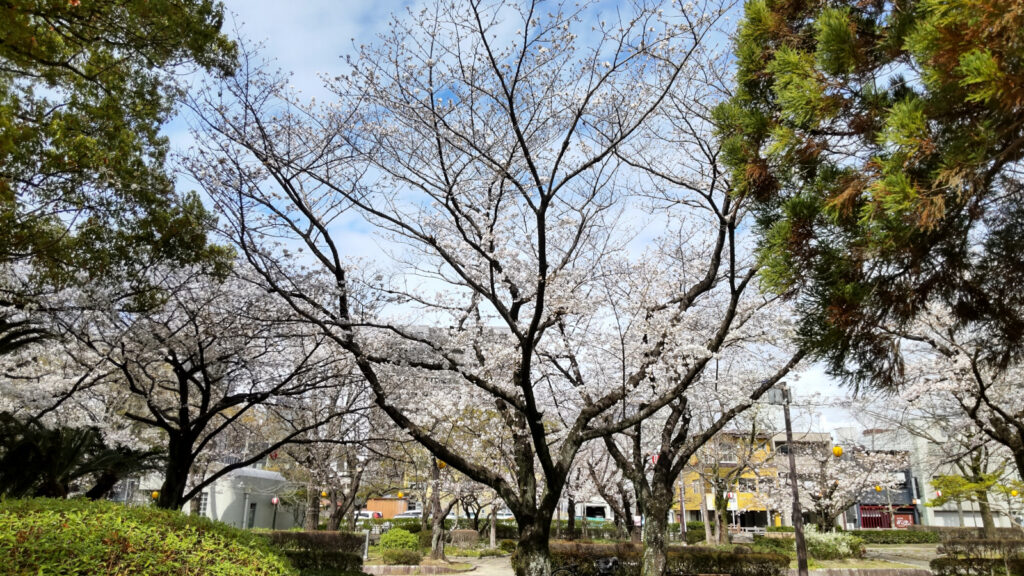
[715,0,1024,387]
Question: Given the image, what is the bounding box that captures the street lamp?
[767,382,809,576]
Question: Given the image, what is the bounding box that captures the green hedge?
[547,540,788,576]
[382,549,423,565]
[850,529,940,544]
[265,531,364,576]
[931,557,1024,576]
[766,526,795,533]
[0,498,296,575]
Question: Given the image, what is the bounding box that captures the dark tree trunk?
[566,494,576,541]
[514,520,552,576]
[85,471,120,500]
[157,449,192,510]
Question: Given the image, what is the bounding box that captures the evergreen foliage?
[715,0,1024,388]
[0,0,237,351]
[0,498,296,575]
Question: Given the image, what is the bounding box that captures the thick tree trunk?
[157,452,191,510]
[641,489,670,576]
[304,482,321,531]
[514,521,552,576]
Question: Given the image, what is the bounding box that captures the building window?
[247,502,257,529]
[198,492,209,517]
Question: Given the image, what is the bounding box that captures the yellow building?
[673,431,780,530]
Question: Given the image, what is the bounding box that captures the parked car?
[357,510,383,519]
[393,510,422,519]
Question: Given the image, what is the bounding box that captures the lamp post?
[768,382,809,576]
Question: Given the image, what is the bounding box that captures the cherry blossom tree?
[49,270,370,510]
[768,436,906,533]
[852,392,1014,535]
[183,1,754,574]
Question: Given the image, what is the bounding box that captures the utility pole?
[780,383,809,576]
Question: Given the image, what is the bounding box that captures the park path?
[863,544,940,570]
[464,556,515,576]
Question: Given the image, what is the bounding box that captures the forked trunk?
[430,515,447,560]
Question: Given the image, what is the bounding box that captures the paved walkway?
[462,556,515,576]
[864,544,940,570]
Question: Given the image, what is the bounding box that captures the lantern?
[321,490,328,498]
[397,491,404,498]
[875,485,882,492]
[1013,490,1020,498]
[832,445,843,458]
[151,491,160,500]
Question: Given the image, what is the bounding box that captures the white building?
[115,467,298,530]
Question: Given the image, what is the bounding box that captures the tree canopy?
[0,0,236,324]
[715,0,1024,387]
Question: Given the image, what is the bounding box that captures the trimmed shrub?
[265,531,364,575]
[499,539,517,553]
[753,535,794,558]
[931,556,1024,576]
[451,529,479,547]
[548,540,788,576]
[766,526,795,533]
[0,498,295,575]
[850,529,940,544]
[382,549,423,565]
[380,528,419,551]
[479,548,503,557]
[666,521,707,544]
[805,531,865,560]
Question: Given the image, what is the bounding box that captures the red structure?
[859,505,915,529]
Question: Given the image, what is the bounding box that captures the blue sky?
[166,0,858,432]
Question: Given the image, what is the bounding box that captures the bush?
[499,539,517,553]
[753,535,794,558]
[265,531,364,575]
[380,528,419,551]
[547,540,788,576]
[805,531,865,560]
[479,548,503,557]
[931,556,1024,576]
[766,526,795,532]
[382,549,423,565]
[0,498,296,575]
[419,530,434,548]
[850,529,940,544]
[451,529,479,547]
